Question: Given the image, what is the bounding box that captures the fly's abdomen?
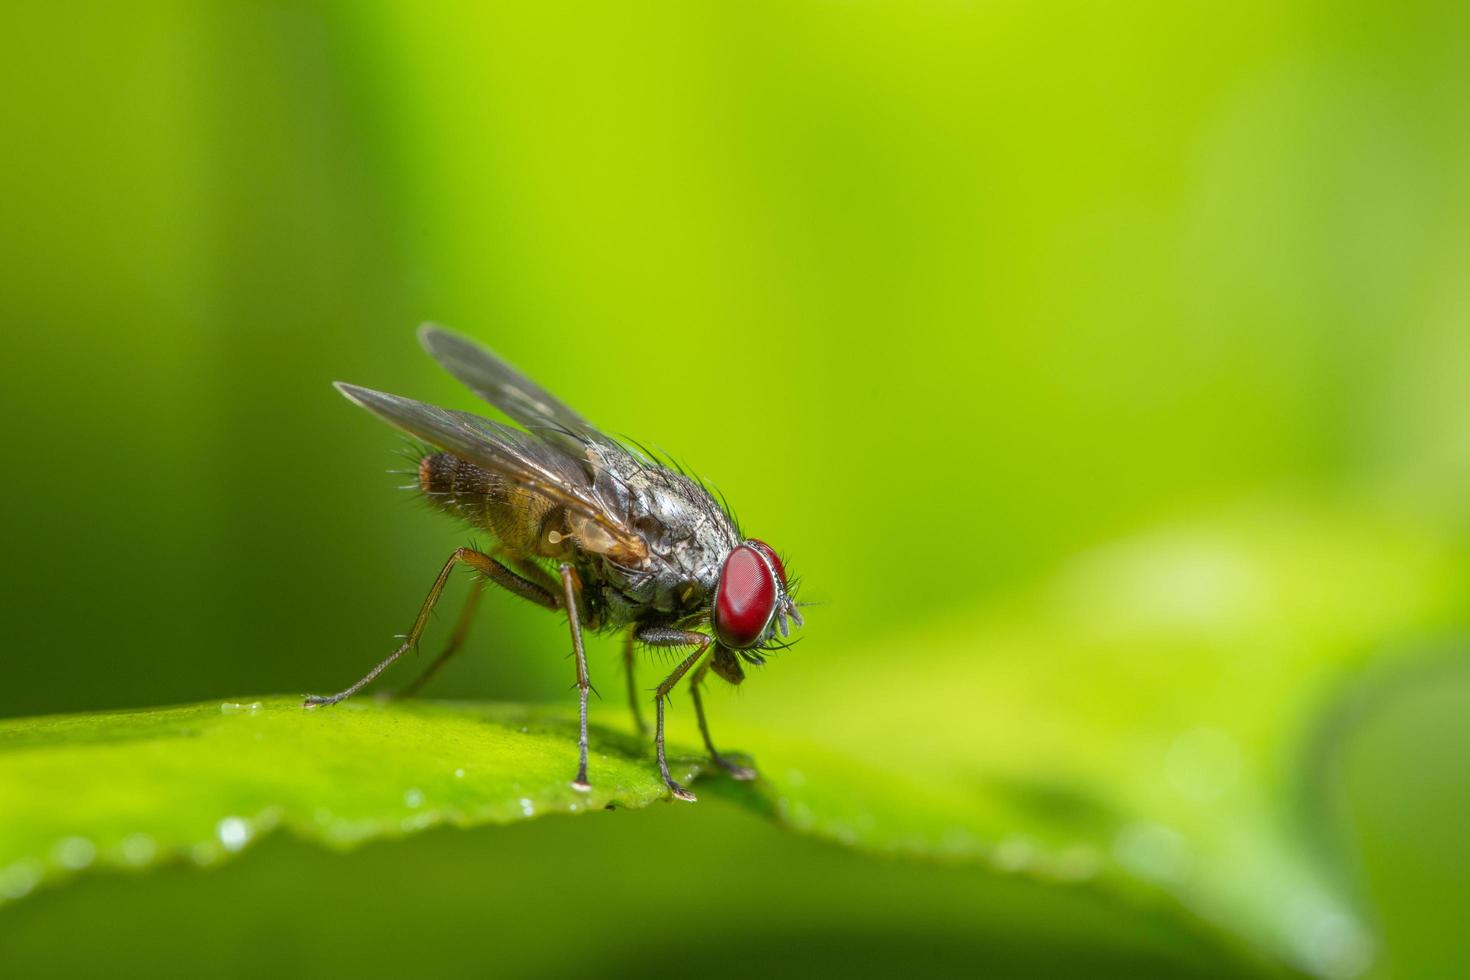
[418,451,563,557]
[418,451,492,500]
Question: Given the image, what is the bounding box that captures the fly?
[304,324,804,802]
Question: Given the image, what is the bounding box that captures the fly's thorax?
[624,468,738,566]
[603,467,738,625]
[589,545,721,629]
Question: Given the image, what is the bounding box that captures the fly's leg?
[689,660,757,781]
[389,577,485,701]
[622,630,648,737]
[638,627,712,802]
[559,564,593,792]
[304,548,556,709]
[392,550,551,700]
[509,556,559,596]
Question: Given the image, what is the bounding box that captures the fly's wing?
[417,324,656,518]
[335,382,648,563]
[418,323,612,456]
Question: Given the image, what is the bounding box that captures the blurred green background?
[3,1,1469,977]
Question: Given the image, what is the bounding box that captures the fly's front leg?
[622,630,648,737]
[559,564,593,792]
[304,548,556,709]
[689,660,757,781]
[638,627,712,802]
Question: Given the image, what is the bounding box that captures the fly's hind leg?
[390,553,553,701]
[690,660,757,781]
[304,548,557,709]
[388,576,484,701]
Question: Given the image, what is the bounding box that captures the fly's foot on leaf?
[302,694,344,710]
[571,779,592,793]
[665,779,697,802]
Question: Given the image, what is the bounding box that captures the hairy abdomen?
[418,452,562,557]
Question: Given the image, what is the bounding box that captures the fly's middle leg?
[622,630,648,737]
[558,563,593,792]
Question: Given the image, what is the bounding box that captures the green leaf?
[0,698,707,903]
[0,694,1282,978]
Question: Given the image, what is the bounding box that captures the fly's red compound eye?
[746,539,787,587]
[714,543,778,649]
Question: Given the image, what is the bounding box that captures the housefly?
[304,325,804,801]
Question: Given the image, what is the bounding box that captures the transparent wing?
[335,382,647,561]
[418,323,613,455]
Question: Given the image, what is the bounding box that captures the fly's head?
[709,539,803,684]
